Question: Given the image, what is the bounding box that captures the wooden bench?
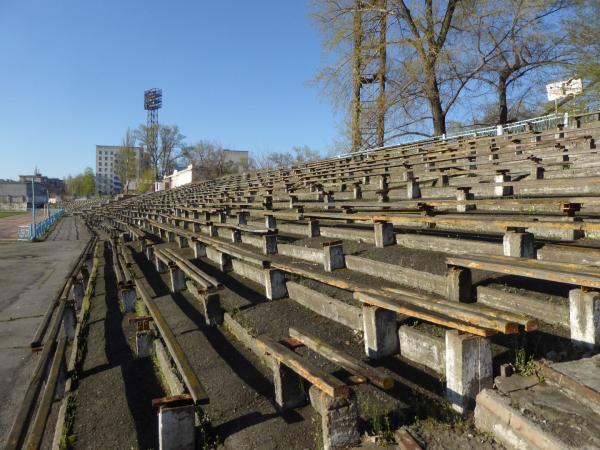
[446,254,600,289]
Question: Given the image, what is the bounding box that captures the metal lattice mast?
[144,88,162,179]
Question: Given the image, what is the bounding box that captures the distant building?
[0,181,48,211]
[154,149,250,192]
[157,164,200,191]
[95,145,144,195]
[19,173,64,197]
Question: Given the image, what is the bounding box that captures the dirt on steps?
[71,242,165,449]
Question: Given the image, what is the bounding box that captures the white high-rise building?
[95,145,144,195]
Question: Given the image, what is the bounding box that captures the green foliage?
[135,168,155,194]
[514,347,536,376]
[362,398,395,444]
[65,167,96,198]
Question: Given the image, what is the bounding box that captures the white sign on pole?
[546,78,583,101]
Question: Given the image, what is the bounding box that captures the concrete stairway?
[474,354,600,450]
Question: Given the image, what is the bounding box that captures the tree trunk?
[423,58,445,136]
[376,0,387,148]
[426,81,446,135]
[497,75,508,125]
[352,0,363,152]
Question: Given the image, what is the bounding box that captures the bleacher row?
[75,111,600,448]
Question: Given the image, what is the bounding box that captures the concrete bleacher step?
[475,368,600,450]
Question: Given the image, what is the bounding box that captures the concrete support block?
[374,221,394,248]
[71,281,84,310]
[445,330,492,413]
[270,357,306,410]
[494,174,513,197]
[155,256,168,274]
[136,330,154,358]
[262,234,278,255]
[456,189,475,212]
[399,325,445,374]
[474,389,569,450]
[323,243,345,272]
[308,219,320,237]
[192,222,201,233]
[121,288,136,313]
[231,229,242,243]
[447,266,472,302]
[187,281,222,326]
[353,184,362,200]
[177,235,188,248]
[169,266,186,293]
[63,304,76,340]
[264,269,287,300]
[201,292,222,326]
[238,211,249,225]
[85,256,94,274]
[569,289,600,348]
[286,282,362,330]
[208,224,218,237]
[309,386,360,450]
[206,247,231,272]
[158,404,196,450]
[192,241,207,259]
[154,341,185,395]
[531,166,545,180]
[324,193,335,210]
[477,286,568,327]
[146,245,154,261]
[503,231,535,258]
[406,180,421,199]
[167,231,176,243]
[265,215,276,229]
[362,305,399,359]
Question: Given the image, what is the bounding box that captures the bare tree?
[312,0,391,150]
[473,0,570,124]
[182,141,239,180]
[389,0,493,136]
[561,0,600,111]
[158,125,185,177]
[135,124,185,180]
[254,146,322,170]
[115,127,137,193]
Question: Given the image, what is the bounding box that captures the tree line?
[311,0,600,150]
[113,125,324,194]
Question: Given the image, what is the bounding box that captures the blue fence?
[17,209,65,240]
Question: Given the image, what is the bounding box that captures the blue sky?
[0,0,340,179]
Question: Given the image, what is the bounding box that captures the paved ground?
[0,215,90,447]
[0,212,33,240]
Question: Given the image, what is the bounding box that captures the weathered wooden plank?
[288,328,394,390]
[255,335,349,398]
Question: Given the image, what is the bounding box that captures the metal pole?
[31,179,36,239]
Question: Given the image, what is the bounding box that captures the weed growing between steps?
[58,393,77,450]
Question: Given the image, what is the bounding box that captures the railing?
[335,111,582,159]
[17,208,65,240]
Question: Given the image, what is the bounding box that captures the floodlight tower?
[144,88,162,179]
[144,88,162,129]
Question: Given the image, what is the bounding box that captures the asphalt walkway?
[0,215,89,447]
